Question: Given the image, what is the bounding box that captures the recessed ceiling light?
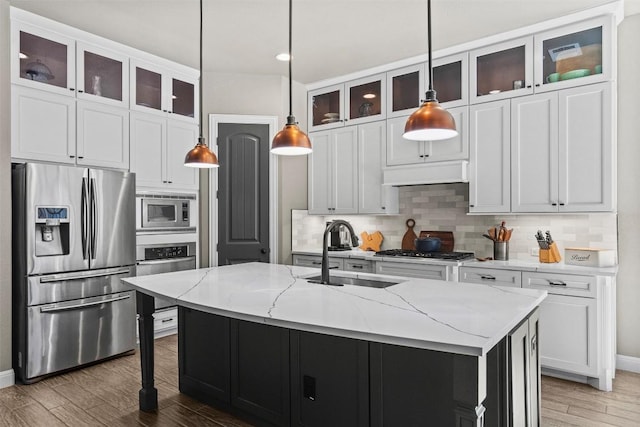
[276,53,291,61]
[363,93,376,99]
[19,52,28,59]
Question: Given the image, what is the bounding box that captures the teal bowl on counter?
[560,69,591,80]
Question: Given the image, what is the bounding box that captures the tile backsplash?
[292,183,618,261]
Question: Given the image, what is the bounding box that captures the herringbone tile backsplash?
[292,183,618,261]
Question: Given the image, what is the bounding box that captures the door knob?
[260,249,267,254]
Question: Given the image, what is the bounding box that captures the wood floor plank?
[15,382,71,410]
[9,402,67,427]
[606,404,640,422]
[0,386,35,411]
[566,406,640,427]
[542,407,618,427]
[541,398,569,413]
[49,402,105,426]
[85,403,146,427]
[51,381,105,411]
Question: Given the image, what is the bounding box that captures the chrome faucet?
[318,220,359,285]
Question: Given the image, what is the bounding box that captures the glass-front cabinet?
[386,63,424,119]
[534,16,612,92]
[12,23,75,96]
[76,42,128,106]
[470,36,534,104]
[432,52,468,108]
[130,59,198,123]
[308,73,385,131]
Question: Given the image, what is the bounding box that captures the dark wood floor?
[0,334,638,426]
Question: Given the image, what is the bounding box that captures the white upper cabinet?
[308,127,359,214]
[469,100,511,213]
[470,36,534,104]
[534,16,613,93]
[130,59,199,124]
[76,101,129,170]
[386,63,424,119]
[357,121,398,214]
[308,73,386,131]
[130,112,198,191]
[512,82,613,213]
[386,106,469,167]
[432,52,469,108]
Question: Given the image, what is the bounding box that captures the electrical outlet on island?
[530,247,539,257]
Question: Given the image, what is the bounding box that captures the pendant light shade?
[271,0,312,156]
[184,0,219,168]
[403,0,457,141]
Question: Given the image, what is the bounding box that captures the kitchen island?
[122,262,546,427]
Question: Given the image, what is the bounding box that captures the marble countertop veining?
[123,263,546,357]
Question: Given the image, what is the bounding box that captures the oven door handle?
[40,294,131,313]
[137,257,196,266]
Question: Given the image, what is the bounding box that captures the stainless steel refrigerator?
[12,163,137,383]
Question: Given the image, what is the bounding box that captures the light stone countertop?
[123,262,546,357]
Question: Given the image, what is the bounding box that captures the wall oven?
[136,241,197,309]
[136,193,197,233]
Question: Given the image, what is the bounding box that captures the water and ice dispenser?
[35,207,70,256]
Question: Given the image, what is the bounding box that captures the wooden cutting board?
[359,231,384,252]
[418,231,454,252]
[401,219,418,250]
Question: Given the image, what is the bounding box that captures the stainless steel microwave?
[136,194,196,233]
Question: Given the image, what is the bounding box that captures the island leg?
[136,291,158,412]
[453,354,487,427]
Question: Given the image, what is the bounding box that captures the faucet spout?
[320,220,359,285]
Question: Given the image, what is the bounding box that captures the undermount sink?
[305,275,402,288]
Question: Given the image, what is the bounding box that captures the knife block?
[539,242,562,263]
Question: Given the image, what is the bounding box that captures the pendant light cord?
[427,0,433,92]
[288,0,293,119]
[199,0,204,141]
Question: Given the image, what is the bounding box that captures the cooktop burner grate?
[375,249,475,261]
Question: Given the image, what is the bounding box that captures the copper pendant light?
[184,0,219,168]
[271,0,312,156]
[403,0,458,141]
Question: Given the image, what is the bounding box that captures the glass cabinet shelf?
[135,67,162,110]
[348,80,382,120]
[172,78,195,118]
[310,86,342,128]
[82,51,123,101]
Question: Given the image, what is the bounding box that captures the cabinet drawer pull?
[547,280,566,286]
[311,261,322,265]
[161,318,174,323]
[480,274,496,280]
[352,265,363,269]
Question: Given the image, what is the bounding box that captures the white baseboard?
[617,354,640,373]
[0,369,15,389]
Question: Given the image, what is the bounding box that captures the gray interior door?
[217,122,270,265]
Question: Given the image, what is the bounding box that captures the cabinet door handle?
[527,85,532,88]
[535,84,540,87]
[168,181,173,184]
[480,274,496,280]
[547,280,566,286]
[381,206,386,210]
[77,156,84,159]
[469,204,475,208]
[78,90,84,93]
[559,202,565,206]
[531,335,537,354]
[69,88,75,91]
[551,202,557,206]
[69,155,75,158]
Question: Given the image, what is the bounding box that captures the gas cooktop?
[375,249,475,261]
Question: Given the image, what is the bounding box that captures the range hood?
[382,160,468,186]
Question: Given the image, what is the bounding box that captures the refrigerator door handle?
[90,177,97,259]
[81,177,89,260]
[39,294,131,313]
[39,267,132,283]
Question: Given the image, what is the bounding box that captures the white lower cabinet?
[374,261,447,281]
[130,112,198,191]
[460,267,615,391]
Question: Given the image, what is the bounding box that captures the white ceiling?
[10,0,636,84]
